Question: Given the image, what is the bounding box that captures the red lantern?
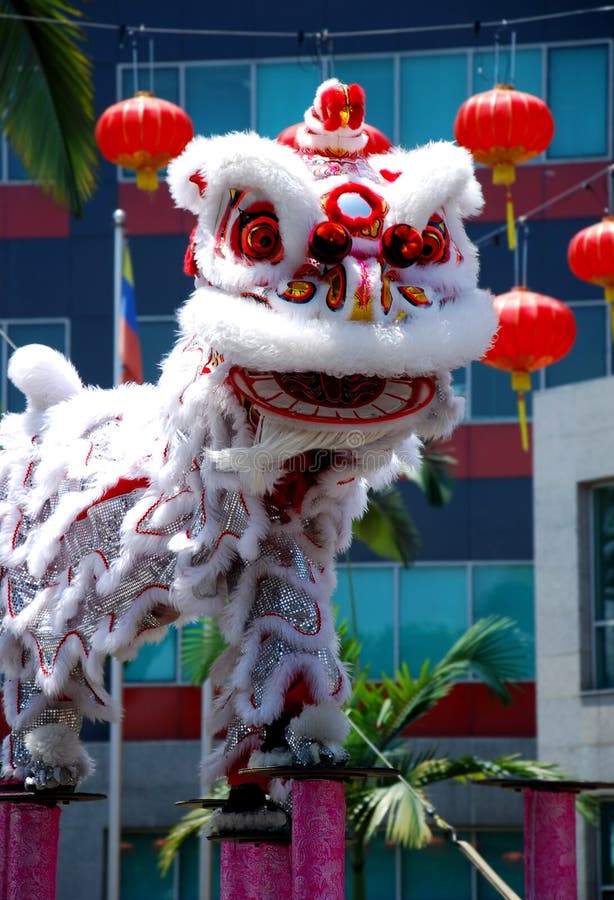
[482,287,576,451]
[568,216,614,337]
[454,86,554,249]
[95,92,194,191]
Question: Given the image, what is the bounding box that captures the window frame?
[588,482,614,692]
[336,559,534,681]
[112,37,612,185]
[0,317,71,413]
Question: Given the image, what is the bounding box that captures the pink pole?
[257,843,291,899]
[220,840,291,900]
[291,780,345,900]
[0,801,61,900]
[0,802,10,894]
[524,788,577,900]
[220,841,256,900]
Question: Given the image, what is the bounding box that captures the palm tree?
[341,616,560,900]
[0,0,98,216]
[161,615,565,900]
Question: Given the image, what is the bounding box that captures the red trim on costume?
[75,477,150,522]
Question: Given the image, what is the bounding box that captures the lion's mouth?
[229,367,436,426]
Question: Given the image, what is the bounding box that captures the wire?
[0,5,612,41]
[475,163,614,246]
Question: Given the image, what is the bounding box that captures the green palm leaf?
[398,439,456,508]
[0,0,98,216]
[350,781,431,848]
[180,618,228,686]
[352,485,420,565]
[345,616,525,763]
[158,781,229,875]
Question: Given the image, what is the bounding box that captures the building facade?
[1,0,612,896]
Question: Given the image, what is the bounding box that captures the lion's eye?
[418,216,449,264]
[381,224,423,268]
[239,212,283,263]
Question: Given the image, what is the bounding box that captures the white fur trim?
[179,286,496,378]
[8,345,83,412]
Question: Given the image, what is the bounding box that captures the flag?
[119,241,143,384]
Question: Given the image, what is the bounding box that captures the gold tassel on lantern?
[511,371,531,452]
[506,191,517,251]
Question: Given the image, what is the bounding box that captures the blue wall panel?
[350,477,533,563]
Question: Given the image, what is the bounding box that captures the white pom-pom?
[24,723,82,767]
[288,702,350,743]
[8,344,83,411]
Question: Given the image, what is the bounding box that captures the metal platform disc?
[0,789,106,806]
[207,830,291,845]
[238,765,400,781]
[477,778,614,794]
[175,798,225,809]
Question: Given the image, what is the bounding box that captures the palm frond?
[349,782,432,849]
[398,439,456,508]
[336,614,363,675]
[345,617,524,760]
[406,753,564,788]
[0,0,98,216]
[159,781,229,875]
[440,615,526,702]
[352,485,420,566]
[180,618,228,686]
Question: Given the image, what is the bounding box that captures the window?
[139,317,176,384]
[472,48,542,97]
[124,629,179,683]
[1,319,69,413]
[334,58,395,140]
[256,62,321,139]
[601,802,614,897]
[188,64,251,136]
[545,303,609,389]
[548,44,609,159]
[473,565,534,678]
[333,562,534,678]
[400,565,468,669]
[592,484,614,689]
[401,830,524,900]
[400,53,468,148]
[124,621,206,684]
[120,830,217,900]
[335,564,396,676]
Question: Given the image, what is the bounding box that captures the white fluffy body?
[0,116,496,788]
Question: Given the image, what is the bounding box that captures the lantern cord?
[476,163,614,247]
[130,29,139,95]
[510,30,516,85]
[0,6,613,40]
[149,38,155,95]
[506,190,516,251]
[521,222,530,287]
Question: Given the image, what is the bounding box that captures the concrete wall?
[534,376,614,776]
[534,376,614,898]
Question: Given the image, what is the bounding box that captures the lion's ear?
[167,137,210,214]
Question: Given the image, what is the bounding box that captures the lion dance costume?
[0,80,495,831]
